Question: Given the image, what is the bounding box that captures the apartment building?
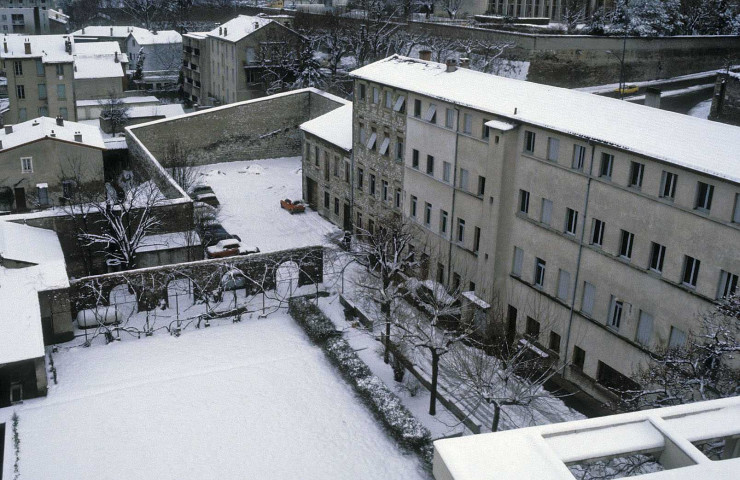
[0,0,68,35]
[125,29,181,89]
[1,34,75,123]
[183,15,303,106]
[72,41,127,100]
[304,55,740,403]
[484,0,613,19]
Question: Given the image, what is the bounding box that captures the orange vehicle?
[280,198,305,214]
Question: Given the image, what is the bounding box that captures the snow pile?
[238,164,265,175]
[200,169,227,177]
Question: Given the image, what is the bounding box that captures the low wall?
[126,88,347,167]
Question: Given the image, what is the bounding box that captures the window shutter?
[393,96,405,112]
[636,311,653,346]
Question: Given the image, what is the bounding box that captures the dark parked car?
[189,185,220,207]
[198,222,240,248]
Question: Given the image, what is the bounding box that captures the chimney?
[3,38,7,54]
[50,129,56,137]
[24,38,31,55]
[110,27,114,36]
[114,51,119,63]
[253,22,259,30]
[82,27,86,34]
[219,27,223,36]
[644,87,661,109]
[74,131,82,142]
[445,58,457,73]
[5,125,12,134]
[0,140,3,149]
[56,115,64,126]
[223,27,227,36]
[64,37,72,54]
[419,50,431,61]
[459,57,470,68]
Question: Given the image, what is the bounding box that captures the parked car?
[613,84,639,95]
[206,239,260,259]
[199,222,240,248]
[190,185,220,207]
[280,198,305,214]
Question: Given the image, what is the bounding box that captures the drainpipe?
[562,141,596,374]
[446,108,461,285]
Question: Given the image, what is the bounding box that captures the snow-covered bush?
[289,298,433,462]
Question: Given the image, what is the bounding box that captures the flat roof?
[0,116,105,150]
[129,29,182,45]
[72,26,147,38]
[351,55,740,184]
[0,34,73,63]
[300,103,353,151]
[76,96,159,107]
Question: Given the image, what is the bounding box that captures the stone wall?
[710,73,740,127]
[126,89,347,167]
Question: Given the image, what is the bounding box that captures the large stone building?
[182,15,303,106]
[302,55,740,403]
[0,116,105,212]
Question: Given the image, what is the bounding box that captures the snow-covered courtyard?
[197,157,339,252]
[0,315,428,479]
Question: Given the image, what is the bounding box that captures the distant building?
[125,29,182,90]
[72,41,128,100]
[0,0,68,35]
[182,15,303,106]
[0,116,105,212]
[72,25,147,53]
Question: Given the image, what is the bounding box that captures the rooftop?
[76,96,159,108]
[129,29,182,46]
[73,42,128,80]
[207,15,272,42]
[0,221,68,365]
[72,26,147,38]
[128,104,186,119]
[0,34,73,63]
[351,55,740,184]
[300,102,353,151]
[0,116,106,151]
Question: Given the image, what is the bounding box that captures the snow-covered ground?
[688,99,712,119]
[197,157,339,252]
[0,314,429,480]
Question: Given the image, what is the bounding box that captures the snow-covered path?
[197,157,339,252]
[0,316,429,480]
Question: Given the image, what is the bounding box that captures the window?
[572,346,586,370]
[384,91,392,108]
[395,188,401,209]
[572,145,586,170]
[323,154,330,181]
[469,281,476,292]
[629,161,644,188]
[512,247,523,276]
[36,59,44,76]
[445,108,454,128]
[57,84,66,100]
[56,64,64,76]
[396,138,404,161]
[13,60,22,76]
[463,113,472,134]
[10,383,22,404]
[619,230,634,260]
[412,149,419,169]
[547,137,559,161]
[382,180,389,201]
[459,168,469,191]
[534,258,546,287]
[359,83,366,101]
[660,171,677,199]
[18,108,27,121]
[21,157,33,173]
[38,83,46,100]
[473,226,481,253]
[359,124,366,145]
[370,174,376,195]
[437,263,445,284]
[443,162,451,183]
[37,184,49,205]
[368,219,375,234]
[426,155,434,175]
[607,296,623,330]
[324,192,330,209]
[16,84,25,99]
[366,130,377,150]
[38,106,48,117]
[333,156,339,177]
[564,208,578,235]
[668,327,687,349]
[635,311,653,346]
[59,107,68,120]
[393,95,405,112]
[482,121,490,140]
[649,242,666,273]
[457,218,465,243]
[413,98,421,117]
[557,269,570,301]
[423,103,437,123]
[733,194,740,223]
[518,189,530,214]
[526,317,540,339]
[694,181,714,212]
[356,212,362,230]
[682,255,700,288]
[717,270,738,299]
[344,160,350,183]
[357,167,364,189]
[581,282,596,316]
[410,195,417,217]
[314,146,319,166]
[452,273,461,292]
[424,202,432,225]
[549,332,561,353]
[372,87,379,104]
[524,130,535,153]
[541,199,552,225]
[599,153,614,179]
[477,176,486,196]
[440,210,448,235]
[379,136,390,156]
[590,218,605,246]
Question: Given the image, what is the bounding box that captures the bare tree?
[445,0,465,19]
[99,91,131,135]
[561,0,587,34]
[120,0,173,29]
[161,139,198,193]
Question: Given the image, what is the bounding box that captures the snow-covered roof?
[0,117,106,150]
[104,137,128,150]
[74,53,127,79]
[300,103,353,151]
[183,32,208,40]
[0,34,73,63]
[208,15,272,42]
[351,56,740,184]
[72,26,147,39]
[73,41,121,56]
[129,29,182,46]
[0,221,68,365]
[76,96,159,107]
[49,9,69,24]
[128,104,185,119]
[485,119,517,132]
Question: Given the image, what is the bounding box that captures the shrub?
[289,298,337,343]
